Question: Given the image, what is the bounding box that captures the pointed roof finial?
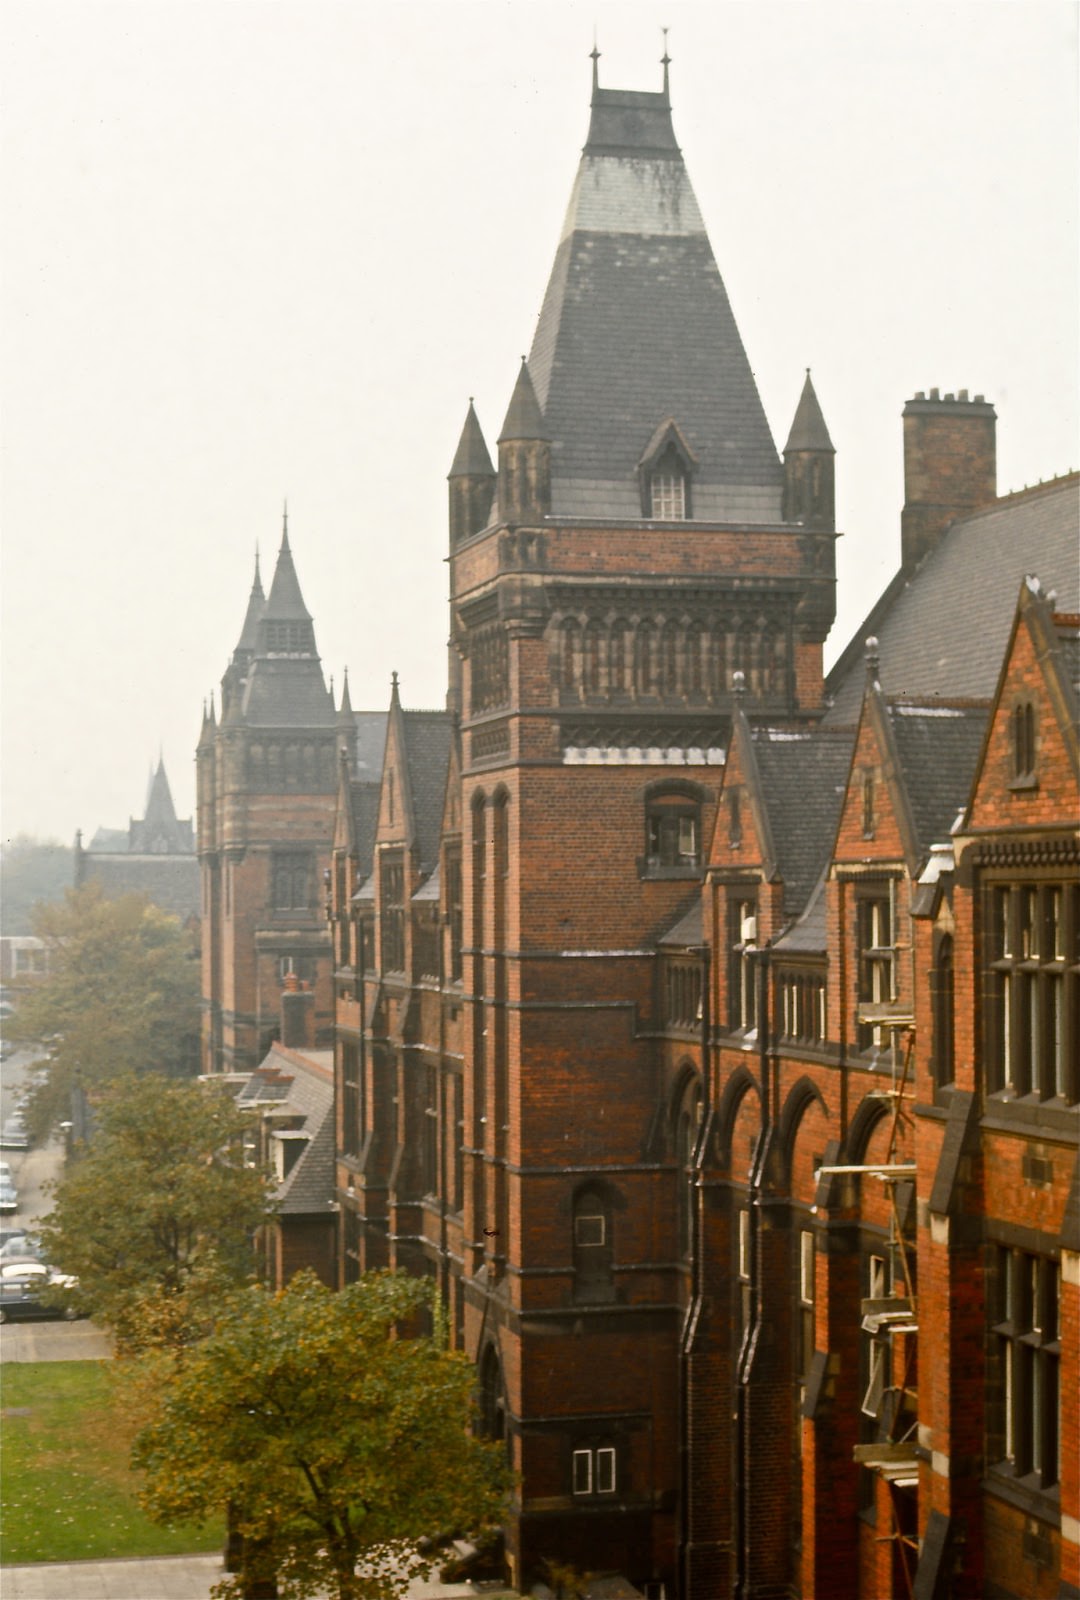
[253,542,263,593]
[281,499,290,551]
[590,34,600,97]
[661,27,671,101]
[865,636,880,685]
[732,668,746,701]
[339,665,353,716]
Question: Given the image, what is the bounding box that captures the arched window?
[1011,701,1037,782]
[609,619,631,696]
[687,622,706,696]
[661,622,679,696]
[573,1186,614,1302]
[636,622,656,696]
[650,442,687,519]
[676,1075,703,1259]
[560,618,579,691]
[644,783,703,876]
[478,1344,505,1442]
[584,622,603,696]
[932,934,955,1087]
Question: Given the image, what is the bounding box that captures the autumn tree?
[8,882,200,1140]
[37,1073,272,1351]
[133,1271,513,1600]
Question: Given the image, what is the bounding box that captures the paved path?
[0,1557,499,1599]
[0,1317,113,1362]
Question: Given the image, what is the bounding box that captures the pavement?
[0,1556,505,1599]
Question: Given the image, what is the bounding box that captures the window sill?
[984,1465,1060,1523]
[1007,774,1039,793]
[638,861,702,881]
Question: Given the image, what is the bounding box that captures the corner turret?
[497,359,551,525]
[448,400,497,545]
[782,370,835,530]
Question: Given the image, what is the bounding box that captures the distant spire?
[591,37,600,97]
[235,546,267,654]
[281,499,290,551]
[253,543,262,593]
[498,358,548,444]
[263,516,313,622]
[339,666,353,716]
[661,27,671,102]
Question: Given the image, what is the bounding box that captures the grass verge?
[0,1360,223,1564]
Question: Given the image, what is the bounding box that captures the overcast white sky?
[2,1,1076,847]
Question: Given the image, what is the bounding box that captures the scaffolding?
[818,1005,920,1598]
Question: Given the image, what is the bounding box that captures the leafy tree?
[0,833,72,936]
[37,1073,272,1351]
[132,1271,513,1600]
[8,882,199,1140]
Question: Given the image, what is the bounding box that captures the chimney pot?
[929,387,940,400]
[958,388,968,401]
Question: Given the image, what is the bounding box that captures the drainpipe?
[736,942,773,1600]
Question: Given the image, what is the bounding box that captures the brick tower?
[198,516,340,1073]
[445,52,838,1589]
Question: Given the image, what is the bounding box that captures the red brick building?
[206,56,1079,1600]
[197,523,384,1073]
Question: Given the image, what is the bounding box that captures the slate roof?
[449,401,496,479]
[772,872,829,955]
[657,895,704,947]
[241,658,336,728]
[353,712,388,781]
[261,524,312,622]
[524,80,783,524]
[887,700,989,853]
[237,1047,335,1218]
[784,371,834,453]
[77,855,200,922]
[349,780,381,879]
[826,475,1080,725]
[751,725,855,917]
[401,711,454,873]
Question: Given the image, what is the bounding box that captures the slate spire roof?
[449,400,496,479]
[784,370,834,454]
[235,548,266,655]
[498,359,549,444]
[523,58,783,524]
[262,508,313,624]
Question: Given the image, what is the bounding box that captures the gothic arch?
[777,1076,830,1192]
[715,1063,760,1169]
[845,1092,891,1165]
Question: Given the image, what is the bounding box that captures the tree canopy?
[132,1271,513,1600]
[38,1072,272,1351]
[0,833,72,936]
[8,882,200,1140]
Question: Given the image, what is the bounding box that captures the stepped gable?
[826,475,1080,725]
[526,67,783,524]
[750,725,855,917]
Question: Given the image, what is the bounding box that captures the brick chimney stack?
[901,389,996,570]
[280,973,316,1051]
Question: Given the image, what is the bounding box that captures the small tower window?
[1011,700,1037,784]
[639,420,697,519]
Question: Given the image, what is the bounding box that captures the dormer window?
[639,419,698,520]
[651,451,686,519]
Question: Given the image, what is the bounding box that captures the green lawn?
[0,1360,223,1564]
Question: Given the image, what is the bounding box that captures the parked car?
[0,1182,18,1215]
[0,1271,81,1324]
[0,1232,41,1262]
[0,1117,29,1150]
